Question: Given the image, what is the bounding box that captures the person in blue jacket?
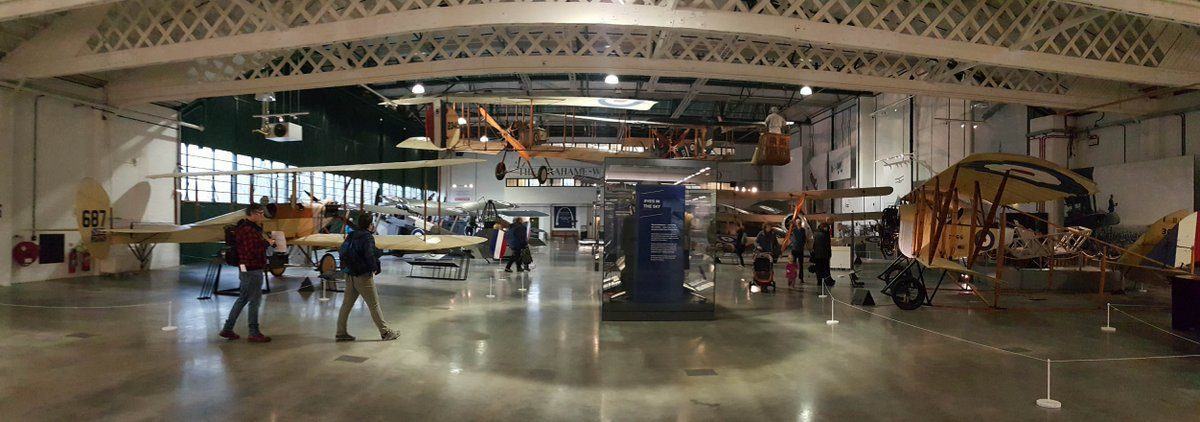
[505,217,530,272]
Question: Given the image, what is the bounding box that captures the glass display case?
[598,158,720,321]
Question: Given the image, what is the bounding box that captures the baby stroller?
[749,252,776,293]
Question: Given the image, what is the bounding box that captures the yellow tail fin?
[75,177,112,259]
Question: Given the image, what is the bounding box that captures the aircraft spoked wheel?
[494,162,507,180]
[536,166,550,185]
[891,272,927,310]
[318,252,338,283]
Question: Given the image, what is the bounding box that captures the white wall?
[1092,156,1195,227]
[0,89,179,285]
[443,152,600,231]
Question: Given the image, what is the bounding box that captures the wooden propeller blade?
[477,107,532,163]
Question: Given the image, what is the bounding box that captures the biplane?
[78,158,488,276]
[876,153,1183,310]
[390,95,756,183]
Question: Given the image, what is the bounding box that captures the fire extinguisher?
[68,247,78,274]
[81,250,92,272]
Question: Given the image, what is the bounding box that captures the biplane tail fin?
[74,177,113,259]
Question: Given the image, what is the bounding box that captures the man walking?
[811,223,833,287]
[784,220,807,286]
[219,204,273,343]
[504,217,530,272]
[336,214,399,342]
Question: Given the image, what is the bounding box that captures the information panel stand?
[601,178,716,321]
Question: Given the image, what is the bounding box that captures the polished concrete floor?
[2,242,1199,421]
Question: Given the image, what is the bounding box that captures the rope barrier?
[830,296,1046,361]
[1110,305,1200,347]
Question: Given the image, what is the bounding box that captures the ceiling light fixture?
[457,117,467,125]
[480,135,489,143]
[799,85,813,96]
[411,83,426,95]
[604,74,619,85]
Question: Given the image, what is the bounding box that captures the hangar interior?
[1,1,1200,420]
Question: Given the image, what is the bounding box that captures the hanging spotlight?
[799,85,813,96]
[604,74,619,85]
[480,135,489,143]
[411,82,426,95]
[457,117,467,125]
[751,187,759,193]
[972,124,979,129]
[960,123,965,128]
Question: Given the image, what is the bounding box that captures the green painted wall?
[179,87,437,187]
[177,87,435,263]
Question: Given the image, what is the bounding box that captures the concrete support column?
[0,91,15,285]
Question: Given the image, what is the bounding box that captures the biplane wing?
[291,233,486,252]
[147,158,482,179]
[498,210,550,218]
[383,96,657,111]
[717,212,884,224]
[914,255,990,279]
[542,113,764,129]
[395,137,446,151]
[906,153,1096,204]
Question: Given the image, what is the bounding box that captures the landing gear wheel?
[494,162,507,180]
[891,272,927,310]
[536,165,550,185]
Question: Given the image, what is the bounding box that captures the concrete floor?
[1,242,1199,421]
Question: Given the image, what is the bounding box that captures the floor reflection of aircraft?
[77,158,487,276]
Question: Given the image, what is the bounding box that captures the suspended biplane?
[542,113,763,162]
[77,158,488,276]
[389,94,751,183]
[876,153,1146,310]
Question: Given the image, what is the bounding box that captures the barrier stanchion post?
[1101,303,1116,332]
[319,280,331,302]
[818,280,828,299]
[1036,359,1062,409]
[161,301,178,332]
[518,273,528,293]
[487,275,496,299]
[826,294,839,325]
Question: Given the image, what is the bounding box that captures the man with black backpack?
[218,203,274,343]
[335,214,399,342]
[504,217,530,272]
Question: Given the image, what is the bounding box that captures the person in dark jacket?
[335,214,399,342]
[755,224,782,263]
[785,220,807,285]
[505,217,530,272]
[811,223,833,286]
[733,221,748,266]
[219,203,274,343]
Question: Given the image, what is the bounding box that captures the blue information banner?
[634,184,686,303]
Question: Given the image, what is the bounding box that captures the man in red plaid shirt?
[219,203,274,343]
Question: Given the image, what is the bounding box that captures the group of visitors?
[729,219,833,287]
[218,204,399,344]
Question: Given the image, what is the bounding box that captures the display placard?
[553,206,577,229]
[634,184,686,303]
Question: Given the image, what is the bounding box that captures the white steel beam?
[3,2,1197,87]
[1063,0,1200,26]
[671,78,706,118]
[0,0,120,22]
[106,56,1150,114]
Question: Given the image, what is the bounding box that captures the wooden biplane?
[878,153,1183,310]
[79,158,487,276]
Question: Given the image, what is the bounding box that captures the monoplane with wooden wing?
[76,158,487,275]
